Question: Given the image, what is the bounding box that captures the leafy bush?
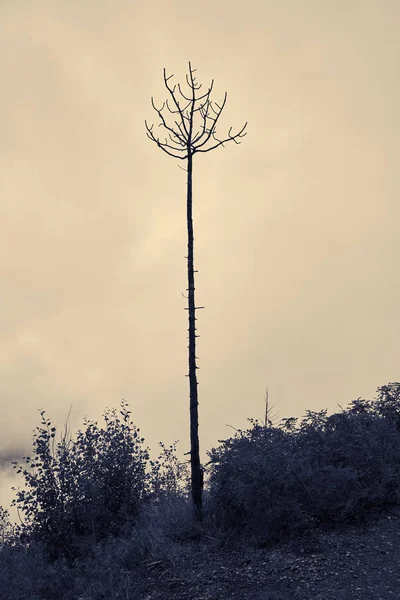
[298,412,400,514]
[204,422,315,546]
[204,382,400,545]
[10,401,190,564]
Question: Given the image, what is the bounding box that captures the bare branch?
[186,73,201,89]
[178,80,214,103]
[213,101,225,111]
[151,142,188,160]
[148,97,187,146]
[144,120,181,150]
[192,93,228,150]
[168,131,185,146]
[165,97,192,116]
[207,91,227,127]
[192,99,214,145]
[174,119,189,142]
[163,67,190,137]
[187,61,198,144]
[151,98,165,113]
[144,120,189,159]
[185,64,202,91]
[192,98,210,114]
[160,146,188,159]
[194,121,248,153]
[191,129,202,142]
[151,97,187,146]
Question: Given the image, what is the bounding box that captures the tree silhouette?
[145,61,247,522]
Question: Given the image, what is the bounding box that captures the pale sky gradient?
[0,0,399,520]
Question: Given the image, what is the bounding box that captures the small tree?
[145,62,247,521]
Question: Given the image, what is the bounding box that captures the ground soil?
[129,503,400,600]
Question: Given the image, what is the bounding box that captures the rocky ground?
[126,503,400,600]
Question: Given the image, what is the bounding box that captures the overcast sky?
[0,0,399,520]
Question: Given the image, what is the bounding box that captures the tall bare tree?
[145,62,247,522]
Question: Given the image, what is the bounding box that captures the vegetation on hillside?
[0,382,399,599]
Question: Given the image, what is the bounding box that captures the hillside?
[128,502,400,600]
[1,382,400,599]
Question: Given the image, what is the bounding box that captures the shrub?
[10,400,190,564]
[205,422,314,544]
[204,382,400,545]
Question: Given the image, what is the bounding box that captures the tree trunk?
[186,151,202,522]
